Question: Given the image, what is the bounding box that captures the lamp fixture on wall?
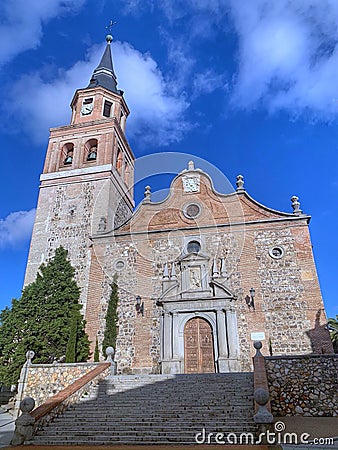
[135,295,144,317]
[249,287,255,310]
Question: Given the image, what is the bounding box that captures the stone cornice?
[92,214,311,241]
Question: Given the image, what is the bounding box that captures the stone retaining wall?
[265,355,338,417]
[32,363,110,431]
[22,362,102,407]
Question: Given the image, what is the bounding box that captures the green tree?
[328,315,338,353]
[65,312,78,363]
[94,337,100,362]
[102,276,119,354]
[0,247,90,385]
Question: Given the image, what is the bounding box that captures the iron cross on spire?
[106,20,117,35]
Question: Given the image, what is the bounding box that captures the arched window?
[84,139,98,162]
[62,143,74,165]
[87,145,97,161]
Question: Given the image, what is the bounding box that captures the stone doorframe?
[159,299,241,374]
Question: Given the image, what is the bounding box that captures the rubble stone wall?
[266,355,338,416]
[22,362,101,407]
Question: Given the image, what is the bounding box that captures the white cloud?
[124,0,338,121]
[113,41,192,145]
[0,209,36,248]
[159,30,196,95]
[6,41,191,146]
[192,69,227,97]
[228,0,338,119]
[0,0,85,67]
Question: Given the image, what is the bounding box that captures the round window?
[184,203,201,219]
[187,240,201,254]
[114,259,125,271]
[269,247,284,259]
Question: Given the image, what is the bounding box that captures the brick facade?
[87,170,332,372]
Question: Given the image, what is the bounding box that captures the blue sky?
[0,0,337,319]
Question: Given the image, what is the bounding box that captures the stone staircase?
[32,372,256,445]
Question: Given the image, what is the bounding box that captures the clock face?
[81,103,93,115]
[182,176,200,193]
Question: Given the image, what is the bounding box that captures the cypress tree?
[94,337,100,362]
[65,312,78,363]
[0,246,90,385]
[102,276,119,354]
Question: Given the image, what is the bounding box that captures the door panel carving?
[184,317,215,373]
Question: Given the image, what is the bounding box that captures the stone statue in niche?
[189,268,201,289]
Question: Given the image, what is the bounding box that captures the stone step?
[84,398,253,403]
[31,438,238,445]
[54,413,254,421]
[73,402,253,409]
[94,386,254,391]
[92,384,253,392]
[60,415,253,422]
[107,373,252,378]
[62,409,253,417]
[92,385,253,388]
[94,388,254,393]
[101,381,254,386]
[47,422,255,429]
[81,397,253,404]
[38,424,256,433]
[78,392,254,399]
[34,430,256,440]
[53,414,254,422]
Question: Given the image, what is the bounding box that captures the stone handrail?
[32,362,110,429]
[252,341,273,424]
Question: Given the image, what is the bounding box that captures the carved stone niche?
[180,252,211,299]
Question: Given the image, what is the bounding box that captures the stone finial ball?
[106,346,115,356]
[253,341,262,350]
[26,350,35,360]
[106,34,113,43]
[254,388,269,406]
[20,397,35,413]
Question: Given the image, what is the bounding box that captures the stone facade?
[266,355,338,416]
[24,37,333,377]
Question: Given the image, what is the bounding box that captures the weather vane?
[106,20,117,35]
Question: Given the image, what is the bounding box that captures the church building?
[24,35,333,375]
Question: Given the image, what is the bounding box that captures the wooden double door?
[184,317,215,373]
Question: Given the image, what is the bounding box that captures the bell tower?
[24,35,134,310]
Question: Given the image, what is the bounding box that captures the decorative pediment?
[159,254,236,304]
[177,251,209,263]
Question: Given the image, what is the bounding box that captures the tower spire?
[88,35,122,94]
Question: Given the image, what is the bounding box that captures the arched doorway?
[184,317,215,373]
